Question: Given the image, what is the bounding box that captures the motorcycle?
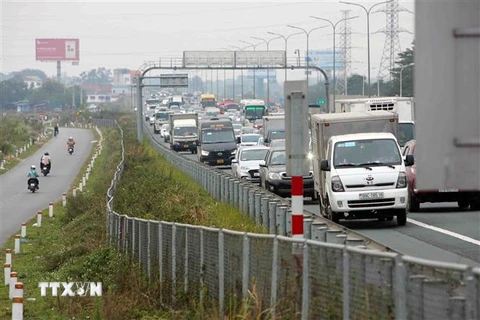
[68,146,74,155]
[41,164,50,176]
[54,129,58,137]
[27,178,39,193]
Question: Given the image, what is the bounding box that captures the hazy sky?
[2,0,415,81]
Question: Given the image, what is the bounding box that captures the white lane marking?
[408,218,480,246]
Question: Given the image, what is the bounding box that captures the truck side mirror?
[320,159,330,171]
[405,154,414,166]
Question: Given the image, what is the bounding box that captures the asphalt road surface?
[146,124,480,266]
[0,128,94,245]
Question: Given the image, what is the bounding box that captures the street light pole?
[240,40,262,98]
[340,0,390,97]
[251,35,283,105]
[229,45,248,100]
[400,63,414,97]
[310,15,359,110]
[287,25,328,94]
[267,31,303,81]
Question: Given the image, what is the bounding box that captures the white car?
[237,134,263,147]
[149,114,155,126]
[231,146,269,182]
[160,124,169,138]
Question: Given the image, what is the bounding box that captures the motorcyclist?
[27,165,39,189]
[40,152,52,172]
[54,123,59,136]
[67,136,75,151]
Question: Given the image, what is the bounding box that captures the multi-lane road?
[146,123,479,266]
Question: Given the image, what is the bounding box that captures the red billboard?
[35,39,80,61]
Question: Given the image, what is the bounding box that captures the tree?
[79,67,112,84]
[15,69,48,82]
[346,74,366,95]
[0,75,28,108]
[388,45,414,97]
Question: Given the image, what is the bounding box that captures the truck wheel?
[328,210,340,224]
[470,200,480,211]
[311,191,319,202]
[396,210,407,226]
[458,200,469,209]
[407,194,420,212]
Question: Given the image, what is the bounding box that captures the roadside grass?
[114,116,265,233]
[0,130,53,177]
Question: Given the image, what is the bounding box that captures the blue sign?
[305,50,344,70]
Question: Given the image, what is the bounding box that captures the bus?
[243,99,268,123]
[200,94,216,108]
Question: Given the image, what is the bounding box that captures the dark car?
[197,118,237,166]
[258,148,317,200]
[404,140,480,211]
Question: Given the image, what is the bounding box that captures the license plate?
[439,189,458,192]
[253,172,259,177]
[359,192,385,200]
[184,145,189,148]
[217,159,224,164]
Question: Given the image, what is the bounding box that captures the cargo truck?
[335,97,415,149]
[153,108,173,134]
[169,113,199,153]
[262,115,285,146]
[310,111,414,225]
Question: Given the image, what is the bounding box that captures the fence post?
[48,202,54,218]
[184,227,189,294]
[342,246,351,319]
[242,233,250,299]
[218,229,225,318]
[147,220,151,283]
[36,211,42,227]
[395,254,407,319]
[199,228,205,308]
[276,206,287,236]
[172,224,177,303]
[270,236,279,318]
[301,240,309,320]
[254,193,262,225]
[158,222,163,302]
[268,201,277,234]
[261,197,269,229]
[464,267,477,320]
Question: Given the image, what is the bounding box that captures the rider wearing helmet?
[40,152,52,171]
[67,136,75,151]
[27,165,39,189]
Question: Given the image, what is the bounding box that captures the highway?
[146,123,480,266]
[0,128,94,245]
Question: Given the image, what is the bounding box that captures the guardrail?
[101,118,479,320]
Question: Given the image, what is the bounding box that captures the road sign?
[183,51,235,67]
[317,99,326,105]
[159,74,188,88]
[235,51,286,67]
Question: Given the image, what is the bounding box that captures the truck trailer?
[169,113,199,153]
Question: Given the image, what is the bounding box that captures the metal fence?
[97,118,479,320]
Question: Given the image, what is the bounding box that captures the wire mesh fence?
[98,118,479,319]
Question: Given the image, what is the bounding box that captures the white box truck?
[335,97,415,149]
[153,107,173,134]
[262,115,285,146]
[169,113,199,153]
[311,111,415,225]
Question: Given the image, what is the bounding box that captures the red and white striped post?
[9,272,17,299]
[5,249,12,265]
[291,176,304,238]
[48,202,54,218]
[12,296,23,319]
[285,81,309,239]
[4,263,11,285]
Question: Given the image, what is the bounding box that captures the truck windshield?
[245,107,265,120]
[398,123,415,147]
[174,126,197,137]
[156,113,169,120]
[333,139,402,167]
[201,128,235,144]
[269,130,285,140]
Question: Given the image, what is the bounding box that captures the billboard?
[35,39,80,61]
[159,74,188,87]
[306,50,343,70]
[236,50,286,67]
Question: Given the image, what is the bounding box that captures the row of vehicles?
[150,94,480,226]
